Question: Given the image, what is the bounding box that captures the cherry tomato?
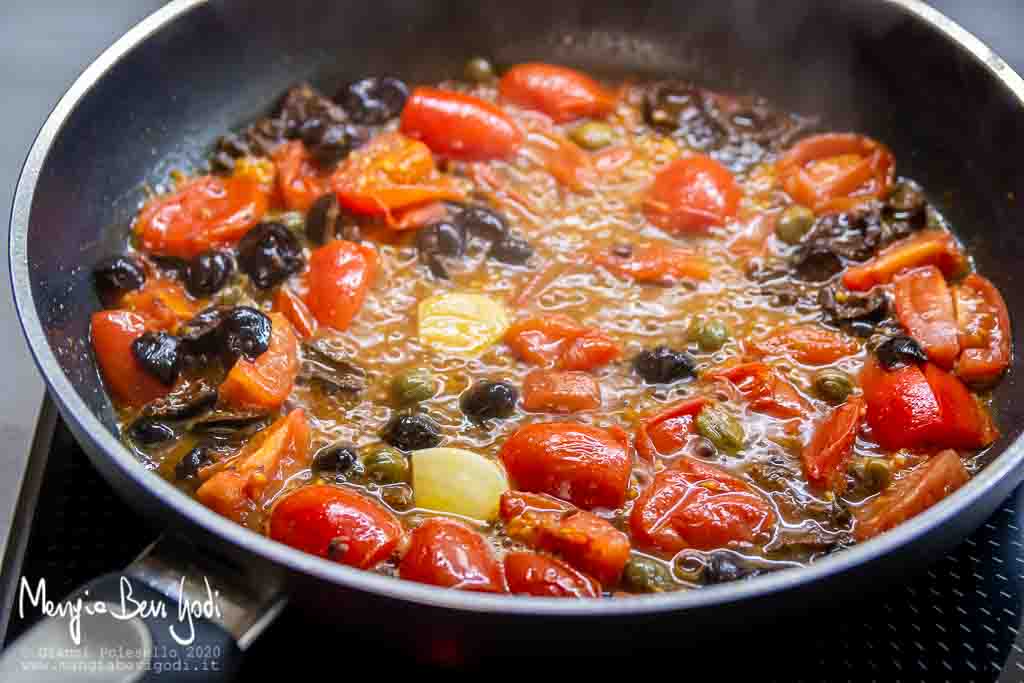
[499,63,615,123]
[400,87,523,161]
[119,278,198,332]
[955,273,1012,386]
[219,312,300,410]
[801,397,865,493]
[305,240,378,331]
[842,230,966,291]
[523,129,595,191]
[269,484,403,568]
[630,457,777,553]
[922,362,998,449]
[635,398,708,461]
[893,265,959,369]
[399,517,505,592]
[854,450,968,541]
[592,243,712,284]
[272,141,331,212]
[643,155,740,234]
[558,330,622,371]
[135,175,269,258]
[504,314,621,371]
[500,422,632,509]
[504,552,600,598]
[273,286,318,339]
[522,369,602,413]
[708,362,810,419]
[90,310,171,407]
[776,133,894,214]
[747,324,859,366]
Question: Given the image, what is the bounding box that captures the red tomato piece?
[776,133,894,214]
[90,310,172,407]
[727,212,777,262]
[643,155,741,234]
[523,129,596,191]
[219,312,300,411]
[747,324,859,366]
[635,397,708,462]
[860,357,942,450]
[854,450,968,541]
[272,140,331,211]
[273,286,318,339]
[305,240,378,331]
[119,278,198,332]
[954,273,1012,386]
[842,230,966,291]
[268,484,403,568]
[630,457,777,553]
[893,266,959,368]
[708,362,810,419]
[922,362,998,449]
[504,552,600,598]
[399,518,505,592]
[592,243,712,284]
[400,87,523,161]
[558,330,623,371]
[504,314,621,371]
[500,422,632,509]
[390,201,449,231]
[135,175,269,258]
[499,63,615,123]
[522,369,602,413]
[801,397,865,493]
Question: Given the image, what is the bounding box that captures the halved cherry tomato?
[630,457,776,553]
[119,278,197,332]
[135,175,269,258]
[954,273,1012,386]
[559,330,622,371]
[500,491,630,585]
[643,155,741,234]
[499,422,632,509]
[390,201,450,232]
[305,240,378,331]
[842,230,966,291]
[523,129,595,191]
[272,286,318,339]
[801,396,865,493]
[400,87,523,161]
[747,324,859,366]
[268,484,403,568]
[592,243,712,284]
[893,265,959,369]
[854,449,968,541]
[922,362,998,449]
[330,131,465,217]
[504,552,600,598]
[635,397,708,462]
[398,517,505,592]
[272,140,330,211]
[499,63,615,123]
[219,312,300,410]
[90,310,172,407]
[776,133,894,214]
[522,369,601,413]
[708,362,810,419]
[504,314,621,371]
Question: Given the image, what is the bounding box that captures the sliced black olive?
[178,307,230,356]
[818,285,888,334]
[381,413,443,451]
[455,205,508,242]
[175,446,212,481]
[875,335,928,370]
[416,220,466,279]
[220,307,272,362]
[341,77,409,125]
[93,255,145,301]
[312,444,358,477]
[489,234,534,265]
[301,340,367,394]
[128,417,176,446]
[460,381,518,421]
[131,332,182,385]
[703,551,760,584]
[237,222,304,289]
[190,410,269,436]
[301,120,361,168]
[278,83,348,138]
[790,245,843,282]
[633,346,697,384]
[306,193,360,244]
[141,381,218,420]
[185,250,235,298]
[643,82,723,150]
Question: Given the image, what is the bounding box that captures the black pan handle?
[0,535,286,681]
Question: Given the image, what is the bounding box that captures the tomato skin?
[523,129,595,190]
[272,141,330,211]
[504,552,600,598]
[747,324,858,366]
[522,369,601,413]
[272,286,318,339]
[842,230,966,291]
[219,312,300,410]
[305,240,378,331]
[504,314,621,371]
[119,278,197,332]
[854,450,968,541]
[499,63,615,123]
[954,273,1012,386]
[801,397,865,493]
[400,87,523,161]
[635,398,708,461]
[135,175,269,258]
[893,266,959,368]
[558,330,622,371]
[709,362,810,419]
[500,423,632,509]
[399,518,505,592]
[922,362,998,449]
[592,243,712,284]
[269,484,403,569]
[777,133,894,214]
[860,358,942,450]
[90,311,172,407]
[644,155,741,234]
[630,457,776,553]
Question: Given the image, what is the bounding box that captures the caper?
[776,205,815,245]
[569,121,614,150]
[464,56,496,83]
[812,368,855,404]
[380,484,414,511]
[689,318,730,352]
[621,555,676,594]
[695,405,744,454]
[390,368,437,406]
[362,446,410,484]
[860,457,892,492]
[887,181,925,213]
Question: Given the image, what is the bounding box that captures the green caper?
[812,368,855,404]
[621,555,677,594]
[695,405,744,454]
[776,204,815,245]
[390,367,437,406]
[689,318,730,352]
[860,458,892,493]
[464,57,496,83]
[569,121,614,150]
[380,483,414,511]
[887,181,925,213]
[362,446,410,484]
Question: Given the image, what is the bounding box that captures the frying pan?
[6,0,1024,677]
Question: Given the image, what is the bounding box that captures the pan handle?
[0,534,286,681]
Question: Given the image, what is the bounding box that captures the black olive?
[341,77,409,124]
[643,82,723,150]
[460,381,519,421]
[417,220,467,279]
[220,307,272,363]
[175,446,212,481]
[790,245,843,282]
[455,205,508,242]
[818,285,888,328]
[93,255,145,301]
[128,417,176,446]
[875,335,928,370]
[703,551,760,584]
[178,307,230,356]
[131,332,182,385]
[278,83,348,138]
[237,222,304,289]
[312,444,358,477]
[185,250,235,298]
[306,193,360,244]
[489,234,534,265]
[633,346,697,384]
[300,119,360,168]
[142,381,218,420]
[381,413,443,451]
